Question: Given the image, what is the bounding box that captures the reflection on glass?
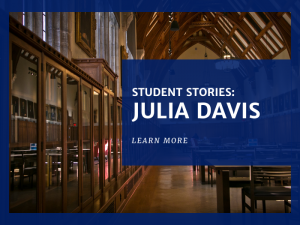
[117,105,121,173]
[45,63,62,212]
[120,107,124,171]
[110,96,114,179]
[104,92,109,182]
[104,75,108,88]
[66,75,79,212]
[110,80,114,93]
[82,85,91,202]
[10,44,38,212]
[93,91,100,193]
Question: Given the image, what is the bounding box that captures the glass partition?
[110,96,115,179]
[110,80,114,93]
[10,44,38,212]
[66,75,79,212]
[93,90,100,193]
[45,63,62,212]
[104,92,109,182]
[117,105,121,173]
[82,84,92,202]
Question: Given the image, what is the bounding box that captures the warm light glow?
[223,54,231,59]
[105,141,108,152]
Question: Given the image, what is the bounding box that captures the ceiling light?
[170,20,180,31]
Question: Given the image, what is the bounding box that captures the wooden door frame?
[42,55,66,212]
[65,71,81,213]
[81,79,93,208]
[9,34,43,212]
[92,87,102,198]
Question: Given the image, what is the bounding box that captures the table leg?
[201,165,205,184]
[192,151,196,171]
[216,170,230,213]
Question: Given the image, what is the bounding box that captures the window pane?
[10,44,38,212]
[45,63,62,212]
[110,96,114,179]
[82,85,92,202]
[110,79,114,92]
[93,91,100,193]
[66,75,79,212]
[104,75,108,88]
[104,92,109,182]
[117,105,121,173]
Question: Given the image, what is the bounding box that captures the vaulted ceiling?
[136,12,291,60]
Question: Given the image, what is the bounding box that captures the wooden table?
[209,163,250,213]
[192,149,239,184]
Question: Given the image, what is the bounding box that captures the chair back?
[250,165,291,192]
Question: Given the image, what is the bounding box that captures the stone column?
[98,12,105,58]
[33,12,43,39]
[104,12,110,64]
[25,12,33,31]
[110,14,115,72]
[67,12,72,59]
[115,23,120,97]
[46,12,53,46]
[115,22,119,75]
[95,12,99,58]
[52,12,61,52]
[61,12,71,58]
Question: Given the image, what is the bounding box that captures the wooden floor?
[122,166,289,213]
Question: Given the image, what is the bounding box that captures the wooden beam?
[206,27,241,58]
[227,25,237,40]
[266,12,291,58]
[276,12,284,18]
[239,12,247,21]
[269,28,285,46]
[174,12,180,23]
[187,36,209,42]
[203,30,221,52]
[266,32,280,50]
[226,12,271,59]
[214,14,220,23]
[160,31,165,44]
[204,13,242,58]
[148,12,201,59]
[174,31,180,42]
[255,21,273,41]
[221,43,226,53]
[241,43,253,57]
[137,12,154,49]
[158,12,164,23]
[161,50,166,59]
[189,21,215,28]
[271,47,287,59]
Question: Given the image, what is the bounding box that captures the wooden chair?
[242,166,291,213]
[22,153,37,188]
